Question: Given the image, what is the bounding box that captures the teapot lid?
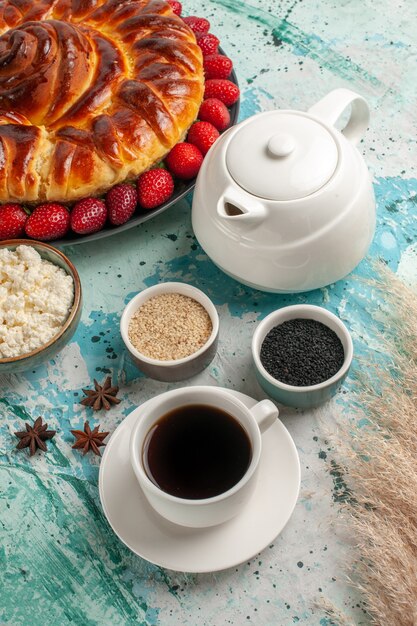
[225,111,338,201]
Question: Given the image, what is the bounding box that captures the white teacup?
[130,386,278,528]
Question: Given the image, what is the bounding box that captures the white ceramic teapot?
[191,88,376,293]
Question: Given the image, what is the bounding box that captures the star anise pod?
[14,417,56,456]
[80,376,120,411]
[70,421,109,456]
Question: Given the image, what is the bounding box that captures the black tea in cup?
[142,404,252,499]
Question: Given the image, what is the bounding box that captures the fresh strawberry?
[204,54,233,80]
[137,169,174,210]
[166,143,204,180]
[204,79,240,106]
[25,203,70,241]
[187,121,220,156]
[167,0,182,15]
[106,184,137,225]
[196,33,219,56]
[198,98,231,131]
[0,203,28,240]
[182,16,210,34]
[70,198,107,235]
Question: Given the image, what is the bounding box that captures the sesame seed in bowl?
[128,292,213,362]
[120,282,219,382]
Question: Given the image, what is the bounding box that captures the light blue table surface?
[1,1,417,624]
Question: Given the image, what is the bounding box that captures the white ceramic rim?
[98,388,301,573]
[120,282,219,367]
[129,386,262,505]
[252,304,353,393]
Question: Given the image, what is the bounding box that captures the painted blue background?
[1,0,417,624]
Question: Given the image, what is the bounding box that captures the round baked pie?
[0,0,204,203]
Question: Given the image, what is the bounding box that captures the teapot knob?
[267,133,295,158]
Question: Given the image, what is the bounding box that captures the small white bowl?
[120,282,219,382]
[252,305,353,408]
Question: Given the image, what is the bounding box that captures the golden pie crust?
[0,0,204,203]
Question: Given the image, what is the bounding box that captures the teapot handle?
[308,88,370,145]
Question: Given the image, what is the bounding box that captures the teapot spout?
[217,188,267,224]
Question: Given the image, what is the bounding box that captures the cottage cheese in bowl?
[0,245,75,358]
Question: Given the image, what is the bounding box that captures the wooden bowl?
[0,240,82,373]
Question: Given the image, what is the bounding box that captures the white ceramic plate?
[98,389,301,573]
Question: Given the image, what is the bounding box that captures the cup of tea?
[130,386,279,528]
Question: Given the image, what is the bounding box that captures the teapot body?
[192,90,376,293]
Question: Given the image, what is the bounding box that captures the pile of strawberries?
[0,2,240,242]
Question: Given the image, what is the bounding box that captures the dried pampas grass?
[330,262,417,626]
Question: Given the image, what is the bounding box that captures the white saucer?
[99,389,301,573]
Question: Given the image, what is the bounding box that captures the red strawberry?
[137,169,174,210]
[166,143,204,180]
[204,54,233,80]
[25,203,70,241]
[106,184,137,225]
[0,203,28,240]
[204,79,240,106]
[71,198,107,235]
[167,0,182,15]
[196,33,219,56]
[187,121,220,156]
[198,98,231,131]
[182,16,210,34]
